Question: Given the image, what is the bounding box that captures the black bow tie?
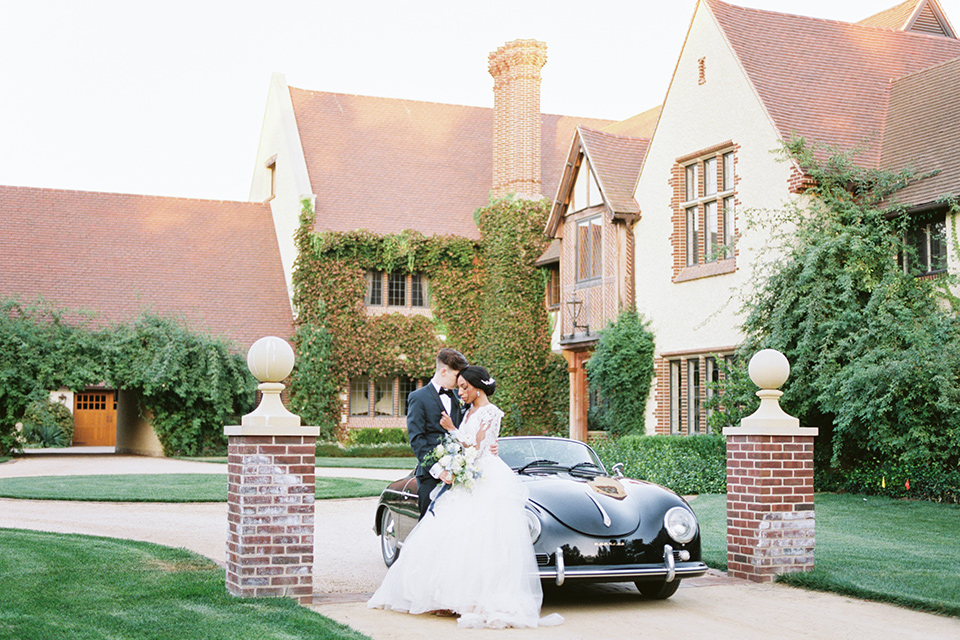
[441,388,457,398]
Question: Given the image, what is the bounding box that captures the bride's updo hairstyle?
[459,365,496,397]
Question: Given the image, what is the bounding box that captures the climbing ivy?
[0,300,255,456]
[290,201,483,434]
[290,197,567,437]
[475,197,568,436]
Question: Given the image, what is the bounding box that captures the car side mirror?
[611,462,625,478]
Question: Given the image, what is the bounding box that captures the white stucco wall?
[632,3,800,430]
[634,3,797,350]
[249,72,314,304]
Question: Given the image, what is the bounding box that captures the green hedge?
[316,442,414,458]
[345,427,409,446]
[595,434,726,495]
[818,460,960,504]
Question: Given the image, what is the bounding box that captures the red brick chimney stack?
[488,39,548,200]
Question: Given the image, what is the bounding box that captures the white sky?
[2,0,958,201]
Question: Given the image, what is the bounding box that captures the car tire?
[635,579,681,599]
[379,508,400,567]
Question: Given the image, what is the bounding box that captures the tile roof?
[881,55,960,206]
[858,0,925,29]
[0,186,293,350]
[578,127,650,216]
[288,88,613,239]
[545,126,651,237]
[601,105,661,138]
[706,0,960,168]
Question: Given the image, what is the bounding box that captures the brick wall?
[225,435,316,601]
[726,434,815,582]
[488,39,547,200]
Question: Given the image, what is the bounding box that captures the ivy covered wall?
[289,198,568,440]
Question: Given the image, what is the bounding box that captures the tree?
[710,140,960,469]
[585,310,656,435]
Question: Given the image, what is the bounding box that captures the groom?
[407,348,469,519]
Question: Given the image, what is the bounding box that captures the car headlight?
[664,506,698,544]
[524,508,542,543]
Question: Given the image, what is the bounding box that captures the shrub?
[105,316,257,457]
[715,140,960,471]
[20,400,74,447]
[595,434,726,495]
[345,427,409,446]
[315,441,414,458]
[585,310,656,435]
[22,421,69,448]
[819,459,960,504]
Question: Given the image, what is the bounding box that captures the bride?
[367,365,561,629]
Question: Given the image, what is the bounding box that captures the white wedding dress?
[368,403,562,629]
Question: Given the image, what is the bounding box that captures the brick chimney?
[488,39,548,200]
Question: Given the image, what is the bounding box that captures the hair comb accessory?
[481,377,495,385]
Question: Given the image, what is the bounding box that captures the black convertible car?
[374,436,708,599]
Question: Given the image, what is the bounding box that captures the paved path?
[2,454,959,639]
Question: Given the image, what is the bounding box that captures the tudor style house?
[629,0,960,436]
[542,109,658,441]
[1,39,616,446]
[237,39,614,431]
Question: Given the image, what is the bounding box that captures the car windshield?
[498,437,606,474]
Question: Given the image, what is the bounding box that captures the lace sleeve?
[477,405,504,452]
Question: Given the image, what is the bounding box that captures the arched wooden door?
[72,391,117,446]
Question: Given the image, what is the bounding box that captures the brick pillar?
[723,349,818,583]
[726,434,815,582]
[224,337,320,602]
[225,435,316,601]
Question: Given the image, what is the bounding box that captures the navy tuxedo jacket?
[407,383,463,479]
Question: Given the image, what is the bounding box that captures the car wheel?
[379,508,400,567]
[635,579,681,599]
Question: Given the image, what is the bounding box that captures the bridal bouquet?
[425,432,482,491]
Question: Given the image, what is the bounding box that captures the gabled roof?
[859,0,955,37]
[546,126,650,237]
[579,127,650,216]
[0,186,293,350]
[705,0,960,169]
[289,88,614,240]
[881,55,960,206]
[601,105,662,138]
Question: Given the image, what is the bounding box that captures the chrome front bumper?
[543,544,708,586]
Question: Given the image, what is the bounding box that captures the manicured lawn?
[0,474,387,502]
[0,529,368,640]
[180,456,416,470]
[689,493,960,617]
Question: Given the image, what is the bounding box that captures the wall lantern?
[567,296,588,334]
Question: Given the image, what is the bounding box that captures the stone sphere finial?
[247,336,295,383]
[748,348,790,390]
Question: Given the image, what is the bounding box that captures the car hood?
[524,475,643,537]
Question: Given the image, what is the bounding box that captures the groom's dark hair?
[436,348,468,372]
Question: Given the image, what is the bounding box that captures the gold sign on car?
[587,476,628,500]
